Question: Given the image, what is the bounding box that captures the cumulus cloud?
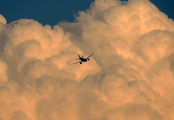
[0,14,6,24]
[0,0,174,119]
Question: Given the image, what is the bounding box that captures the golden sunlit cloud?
[0,0,174,120]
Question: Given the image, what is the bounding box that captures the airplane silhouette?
[72,53,94,64]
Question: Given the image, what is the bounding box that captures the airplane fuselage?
[80,57,87,62]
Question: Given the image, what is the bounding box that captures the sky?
[0,0,174,26]
[1,0,174,120]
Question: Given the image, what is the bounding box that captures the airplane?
[71,53,94,64]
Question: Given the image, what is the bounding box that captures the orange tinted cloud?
[0,0,174,119]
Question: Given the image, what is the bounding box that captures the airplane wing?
[86,53,94,59]
[78,54,81,58]
[71,61,81,65]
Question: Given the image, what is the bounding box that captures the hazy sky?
[1,0,174,120]
[0,0,173,26]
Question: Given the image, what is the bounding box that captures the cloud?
[0,0,174,119]
[0,60,8,82]
[0,14,6,24]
